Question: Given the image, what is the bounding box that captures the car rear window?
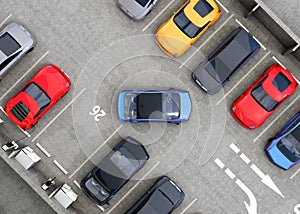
[0,33,21,56]
[135,0,149,7]
[272,72,291,92]
[194,0,214,17]
[251,81,279,112]
[173,9,210,38]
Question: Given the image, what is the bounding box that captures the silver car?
[118,0,159,21]
[0,22,34,80]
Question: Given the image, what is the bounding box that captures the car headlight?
[249,126,255,129]
[155,34,158,38]
[231,107,236,112]
[173,53,177,57]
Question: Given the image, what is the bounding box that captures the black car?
[80,137,149,206]
[192,27,260,94]
[126,176,185,214]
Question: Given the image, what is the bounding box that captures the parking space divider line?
[254,94,300,143]
[0,105,31,137]
[0,51,49,101]
[36,143,51,157]
[0,14,13,29]
[142,0,177,32]
[229,143,240,154]
[180,198,198,214]
[272,56,287,69]
[235,19,249,33]
[215,0,229,13]
[68,125,123,179]
[290,168,300,179]
[106,162,160,214]
[73,180,81,189]
[53,160,68,175]
[253,36,267,50]
[179,14,234,69]
[216,50,271,105]
[31,88,86,142]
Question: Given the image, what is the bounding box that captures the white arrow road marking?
[229,143,285,198]
[236,179,258,214]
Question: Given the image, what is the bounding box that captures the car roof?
[137,93,163,119]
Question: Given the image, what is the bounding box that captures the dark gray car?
[0,22,34,80]
[192,27,260,95]
[118,0,159,21]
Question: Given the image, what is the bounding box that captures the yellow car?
[155,0,221,57]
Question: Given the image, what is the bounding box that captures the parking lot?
[0,0,300,213]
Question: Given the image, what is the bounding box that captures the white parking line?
[31,88,86,142]
[235,19,249,33]
[106,162,160,214]
[253,36,267,50]
[214,158,225,169]
[216,51,271,105]
[0,105,31,137]
[0,14,13,29]
[229,143,240,154]
[292,74,300,85]
[0,51,49,101]
[179,14,234,69]
[73,180,81,189]
[240,153,251,165]
[97,204,105,212]
[180,198,198,214]
[272,56,287,69]
[53,160,68,175]
[225,168,236,179]
[68,125,123,179]
[142,0,176,32]
[290,168,300,179]
[254,94,300,143]
[36,143,51,157]
[215,0,229,13]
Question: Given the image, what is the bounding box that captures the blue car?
[266,111,300,170]
[118,89,192,124]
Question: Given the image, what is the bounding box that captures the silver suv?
[0,22,34,80]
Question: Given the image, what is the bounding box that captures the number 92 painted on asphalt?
[89,105,106,121]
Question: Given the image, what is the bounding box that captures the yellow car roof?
[184,0,219,27]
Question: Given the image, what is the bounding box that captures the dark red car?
[231,64,298,130]
[5,64,71,130]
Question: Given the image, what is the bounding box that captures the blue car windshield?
[162,93,180,120]
[277,125,300,162]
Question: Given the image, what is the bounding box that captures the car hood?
[118,0,146,17]
[266,144,293,170]
[233,94,269,128]
[193,62,222,94]
[6,23,33,47]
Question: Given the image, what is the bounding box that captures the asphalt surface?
[0,0,300,214]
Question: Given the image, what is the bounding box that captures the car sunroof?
[272,72,291,92]
[194,0,213,17]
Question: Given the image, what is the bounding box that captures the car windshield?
[0,33,21,56]
[85,177,110,202]
[174,9,208,38]
[194,0,213,17]
[135,0,149,7]
[23,83,51,117]
[162,93,180,120]
[205,58,231,83]
[272,72,291,92]
[277,125,300,162]
[251,81,279,112]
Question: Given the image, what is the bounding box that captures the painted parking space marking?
[31,88,86,142]
[97,204,105,212]
[225,168,236,179]
[240,153,251,165]
[230,143,240,154]
[68,125,123,179]
[0,51,49,101]
[106,162,160,214]
[215,0,229,13]
[235,19,249,33]
[214,158,225,169]
[53,160,68,175]
[0,14,13,29]
[254,94,300,143]
[180,198,198,214]
[142,0,177,32]
[179,14,234,69]
[291,74,300,85]
[216,51,271,105]
[290,168,300,179]
[36,143,51,158]
[253,36,267,50]
[73,180,81,189]
[272,56,287,69]
[0,105,31,137]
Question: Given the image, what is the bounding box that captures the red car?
[231,64,298,130]
[5,64,71,130]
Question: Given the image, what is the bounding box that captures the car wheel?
[26,47,34,54]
